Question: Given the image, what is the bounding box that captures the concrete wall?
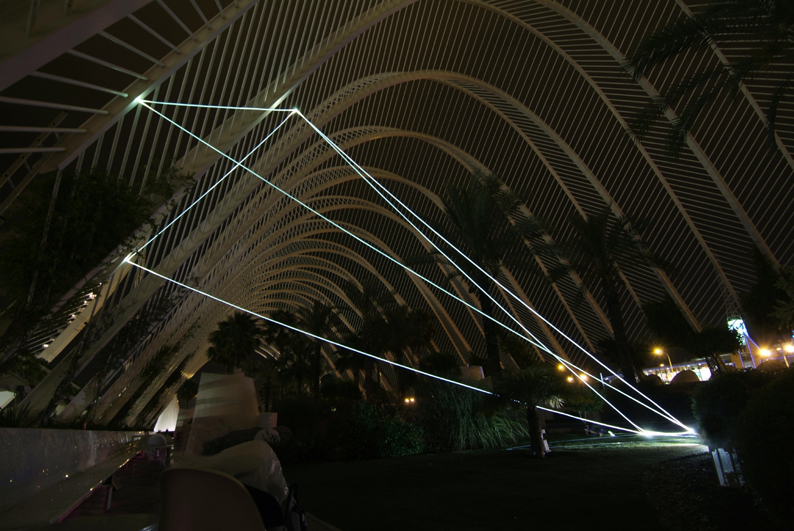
[0,428,144,512]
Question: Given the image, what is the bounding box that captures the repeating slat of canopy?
[1,0,791,425]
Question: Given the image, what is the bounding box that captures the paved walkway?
[27,456,342,531]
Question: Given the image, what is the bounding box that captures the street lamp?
[654,348,674,376]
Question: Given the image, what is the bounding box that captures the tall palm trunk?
[312,342,322,397]
[477,286,502,381]
[361,319,377,400]
[603,284,637,384]
[526,404,547,458]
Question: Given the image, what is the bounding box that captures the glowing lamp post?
[783,344,793,367]
[654,348,674,380]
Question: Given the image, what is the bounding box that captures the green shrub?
[273,397,423,462]
[691,369,775,448]
[349,402,424,459]
[0,402,32,428]
[417,380,528,451]
[732,369,794,523]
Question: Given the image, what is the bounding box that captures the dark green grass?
[284,441,706,531]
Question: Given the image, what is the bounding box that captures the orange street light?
[654,347,674,374]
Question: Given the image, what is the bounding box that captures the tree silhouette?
[294,301,337,397]
[496,365,567,458]
[549,206,666,383]
[624,0,794,154]
[261,309,312,396]
[417,171,544,382]
[207,312,265,374]
[337,280,396,400]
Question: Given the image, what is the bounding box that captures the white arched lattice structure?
[1,0,791,427]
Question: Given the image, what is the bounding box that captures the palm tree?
[497,365,567,458]
[294,301,337,397]
[624,0,794,154]
[338,280,396,400]
[740,246,788,344]
[276,341,313,396]
[549,206,666,384]
[207,312,266,374]
[375,305,437,397]
[423,171,544,382]
[261,309,312,396]
[773,267,794,331]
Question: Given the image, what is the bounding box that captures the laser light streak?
[122,256,691,436]
[130,99,692,434]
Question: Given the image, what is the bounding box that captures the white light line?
[571,363,684,426]
[137,112,297,254]
[535,406,640,435]
[136,101,687,432]
[125,258,671,437]
[555,358,643,432]
[141,99,294,112]
[124,258,493,396]
[557,357,684,428]
[297,112,689,429]
[135,101,550,353]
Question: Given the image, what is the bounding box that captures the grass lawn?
[284,440,710,531]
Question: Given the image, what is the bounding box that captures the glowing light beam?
[136,100,689,432]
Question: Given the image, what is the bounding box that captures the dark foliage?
[177,378,199,404]
[320,378,363,401]
[625,0,794,155]
[740,246,787,342]
[208,312,266,374]
[550,205,667,383]
[415,378,528,452]
[692,367,794,523]
[0,402,32,428]
[773,266,794,330]
[691,369,774,448]
[732,369,794,523]
[273,396,423,463]
[412,171,545,382]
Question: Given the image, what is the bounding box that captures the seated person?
[175,440,290,526]
[145,432,169,462]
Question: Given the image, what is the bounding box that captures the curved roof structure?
[1,0,792,427]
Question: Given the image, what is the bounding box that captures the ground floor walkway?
[25,438,777,531]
